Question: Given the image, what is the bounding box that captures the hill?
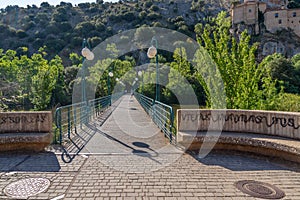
[0,0,227,64]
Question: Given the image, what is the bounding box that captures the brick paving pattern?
[0,94,299,199]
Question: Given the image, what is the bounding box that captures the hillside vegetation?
[0,0,226,63]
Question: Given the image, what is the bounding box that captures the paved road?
[0,95,300,199]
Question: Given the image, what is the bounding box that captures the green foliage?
[0,48,64,111]
[16,30,28,38]
[30,55,63,110]
[195,12,282,110]
[276,93,300,112]
[150,5,160,12]
[69,53,83,66]
[260,53,300,94]
[74,22,95,37]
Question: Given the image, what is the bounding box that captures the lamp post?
[147,37,159,102]
[107,71,113,106]
[81,38,94,103]
[108,71,114,95]
[81,39,94,124]
[138,70,143,94]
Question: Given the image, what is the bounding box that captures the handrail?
[54,92,123,162]
[89,95,111,120]
[134,92,176,144]
[55,101,87,145]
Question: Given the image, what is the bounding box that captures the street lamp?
[147,37,160,102]
[81,38,94,124]
[107,71,114,106]
[138,70,143,94]
[108,71,114,95]
[81,39,94,103]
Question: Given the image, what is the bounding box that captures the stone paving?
[0,95,300,199]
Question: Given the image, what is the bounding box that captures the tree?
[260,53,300,94]
[30,55,64,110]
[194,11,282,110]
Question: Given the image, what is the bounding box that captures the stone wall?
[177,109,300,140]
[0,112,52,133]
[0,112,52,152]
[263,8,300,37]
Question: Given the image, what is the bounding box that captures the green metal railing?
[89,95,111,119]
[54,92,123,162]
[134,92,176,144]
[55,101,88,145]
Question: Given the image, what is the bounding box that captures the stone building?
[231,0,267,34]
[231,0,300,37]
[264,8,300,36]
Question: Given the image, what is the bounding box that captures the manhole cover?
[235,180,285,199]
[3,177,50,199]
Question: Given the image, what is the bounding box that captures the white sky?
[0,0,117,9]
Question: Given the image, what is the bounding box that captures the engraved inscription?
[181,113,300,129]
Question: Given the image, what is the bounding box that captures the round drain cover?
[235,180,285,199]
[4,177,50,199]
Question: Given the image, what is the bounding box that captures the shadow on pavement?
[60,98,122,163]
[0,151,60,172]
[192,150,289,171]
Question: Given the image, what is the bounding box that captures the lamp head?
[138,71,142,76]
[108,72,114,77]
[86,51,94,60]
[81,47,94,61]
[147,45,157,58]
[81,47,90,57]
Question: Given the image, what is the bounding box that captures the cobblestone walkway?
[0,95,300,199]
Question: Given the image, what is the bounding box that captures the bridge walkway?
[80,94,182,173]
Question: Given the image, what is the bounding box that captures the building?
[231,0,267,34]
[264,8,300,36]
[231,0,300,37]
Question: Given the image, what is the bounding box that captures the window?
[275,13,279,18]
[279,19,282,24]
[249,9,252,13]
[293,12,296,17]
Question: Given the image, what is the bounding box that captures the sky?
[0,0,117,9]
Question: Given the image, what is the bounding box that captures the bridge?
[54,92,178,164]
[0,93,300,199]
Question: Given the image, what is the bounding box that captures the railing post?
[67,107,71,139]
[55,108,63,145]
[169,108,174,143]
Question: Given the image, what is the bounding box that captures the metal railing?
[55,101,88,145]
[54,92,123,162]
[89,95,111,120]
[134,92,176,144]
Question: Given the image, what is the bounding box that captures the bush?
[16,30,28,38]
[33,38,44,49]
[70,37,82,47]
[95,21,105,31]
[90,36,102,47]
[276,93,300,112]
[45,23,60,34]
[144,1,153,8]
[74,22,95,36]
[123,11,136,21]
[150,5,159,12]
[147,12,161,20]
[138,11,147,20]
[57,22,72,32]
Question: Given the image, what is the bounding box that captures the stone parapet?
[0,112,52,133]
[0,112,52,152]
[177,109,300,140]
